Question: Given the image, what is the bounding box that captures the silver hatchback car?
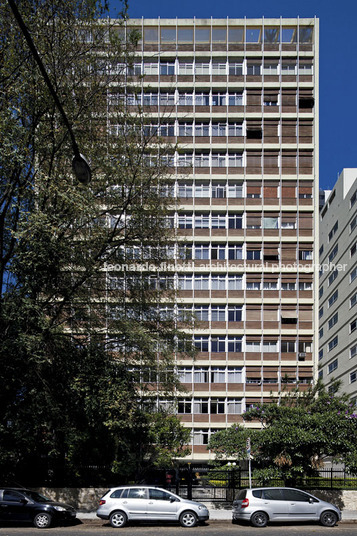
[232,487,341,527]
[96,486,209,528]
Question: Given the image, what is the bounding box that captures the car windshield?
[24,490,53,503]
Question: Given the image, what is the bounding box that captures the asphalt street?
[0,520,357,535]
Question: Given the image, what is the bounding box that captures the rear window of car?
[235,489,247,500]
[262,489,284,500]
[252,490,263,498]
[110,489,124,499]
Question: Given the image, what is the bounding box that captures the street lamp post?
[7,0,92,184]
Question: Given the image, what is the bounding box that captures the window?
[193,399,209,414]
[328,336,338,352]
[351,241,357,257]
[178,399,192,413]
[319,307,324,319]
[195,306,209,322]
[351,266,357,283]
[351,319,357,333]
[281,63,296,75]
[227,367,243,383]
[351,214,357,233]
[178,368,193,383]
[299,250,313,261]
[281,340,295,353]
[195,62,210,75]
[228,275,243,290]
[246,341,261,352]
[263,340,278,352]
[328,270,338,286]
[282,282,296,291]
[351,371,357,384]
[247,250,261,260]
[247,63,261,75]
[229,63,243,75]
[211,337,226,352]
[227,337,242,352]
[328,312,338,330]
[328,290,338,308]
[319,349,323,360]
[211,306,226,322]
[351,189,357,208]
[194,368,209,383]
[329,244,338,262]
[319,328,323,339]
[195,123,210,137]
[228,306,243,322]
[178,93,194,106]
[351,292,357,308]
[228,245,243,260]
[247,281,261,290]
[194,336,209,352]
[160,62,175,75]
[328,221,338,242]
[227,399,243,414]
[194,275,209,290]
[263,94,278,106]
[319,286,324,298]
[328,359,338,374]
[211,367,226,382]
[263,63,278,75]
[211,275,226,290]
[299,282,312,291]
[211,399,225,414]
[351,344,357,359]
[228,93,243,106]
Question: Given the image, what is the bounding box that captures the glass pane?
[178,28,194,43]
[281,28,296,43]
[228,28,243,43]
[212,28,226,42]
[195,28,210,42]
[264,28,279,43]
[161,28,176,42]
[299,27,313,43]
[144,28,158,43]
[246,28,261,43]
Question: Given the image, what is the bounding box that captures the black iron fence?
[9,462,357,496]
[166,466,357,502]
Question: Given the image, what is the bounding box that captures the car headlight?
[53,506,66,512]
[197,505,207,511]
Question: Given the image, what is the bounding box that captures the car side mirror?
[308,497,314,504]
[20,499,28,505]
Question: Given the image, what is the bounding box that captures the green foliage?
[0,0,189,483]
[208,383,357,484]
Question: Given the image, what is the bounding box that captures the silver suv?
[232,487,341,527]
[96,486,209,528]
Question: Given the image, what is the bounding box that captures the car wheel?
[109,510,127,528]
[320,510,338,527]
[250,511,269,527]
[33,512,52,529]
[179,510,198,528]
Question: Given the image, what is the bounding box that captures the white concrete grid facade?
[113,17,319,460]
[319,169,357,402]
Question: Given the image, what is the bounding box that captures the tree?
[0,0,188,484]
[208,382,357,485]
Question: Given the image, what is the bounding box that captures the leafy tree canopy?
[208,382,357,484]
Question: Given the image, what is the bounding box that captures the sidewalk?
[78,509,357,522]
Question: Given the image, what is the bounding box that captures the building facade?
[122,17,319,460]
[319,169,357,402]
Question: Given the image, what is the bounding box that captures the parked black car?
[0,488,76,528]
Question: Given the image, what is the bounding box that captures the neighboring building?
[319,169,357,402]
[121,17,319,460]
[319,189,331,211]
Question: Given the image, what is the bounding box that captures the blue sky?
[110,0,357,190]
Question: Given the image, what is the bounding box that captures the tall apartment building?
[122,17,319,460]
[319,169,357,402]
